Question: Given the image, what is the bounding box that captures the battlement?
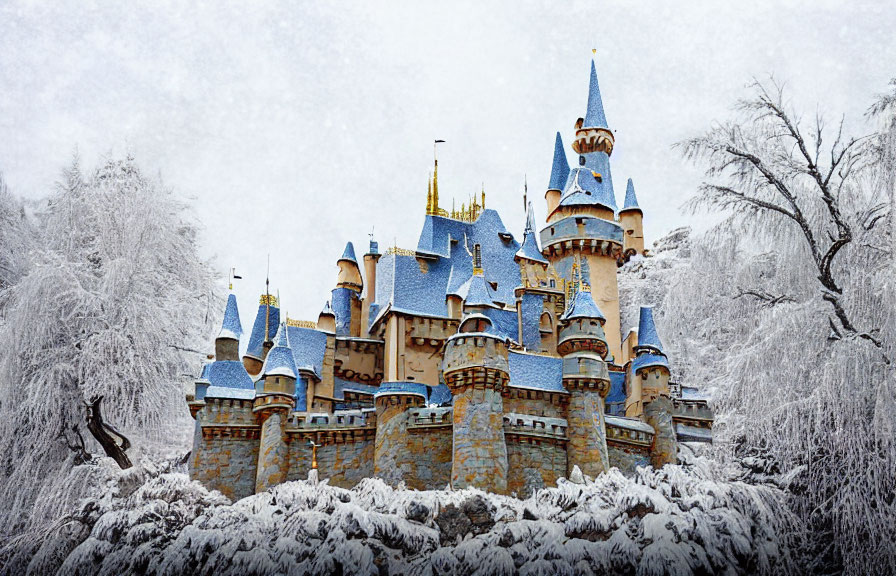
[503,412,568,443]
[407,406,453,429]
[605,415,654,449]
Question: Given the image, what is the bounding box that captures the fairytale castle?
[186,59,713,500]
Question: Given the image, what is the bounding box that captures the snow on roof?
[217,293,242,341]
[557,165,616,213]
[605,415,655,435]
[508,351,565,393]
[205,386,255,400]
[427,383,453,406]
[245,301,280,360]
[561,288,606,322]
[583,59,609,129]
[374,381,429,399]
[287,325,328,379]
[675,423,713,443]
[464,273,498,308]
[548,132,570,191]
[636,306,665,354]
[680,386,710,402]
[200,360,254,390]
[260,322,298,379]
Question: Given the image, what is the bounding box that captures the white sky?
[1,0,894,328]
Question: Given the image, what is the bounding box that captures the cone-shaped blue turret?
[260,322,298,379]
[561,287,606,323]
[548,132,570,191]
[636,306,665,354]
[515,202,548,264]
[217,293,242,341]
[621,178,641,212]
[339,241,358,265]
[583,60,609,129]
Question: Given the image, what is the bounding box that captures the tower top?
[635,306,665,355]
[583,59,609,130]
[548,132,570,192]
[515,202,548,264]
[260,321,298,379]
[338,241,358,265]
[560,285,606,323]
[621,178,641,213]
[217,293,242,341]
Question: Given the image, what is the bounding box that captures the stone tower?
[558,285,611,477]
[332,242,363,337]
[373,382,427,486]
[443,257,510,492]
[541,59,625,362]
[216,293,242,362]
[619,178,644,257]
[253,322,297,493]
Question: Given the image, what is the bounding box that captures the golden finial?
[426,173,433,215]
[481,182,485,210]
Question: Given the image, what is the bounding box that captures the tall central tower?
[540,59,625,363]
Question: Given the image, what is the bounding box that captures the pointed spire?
[548,132,570,191]
[260,321,298,379]
[621,178,641,212]
[320,301,334,317]
[583,59,609,129]
[217,293,242,341]
[432,156,440,214]
[426,174,433,215]
[515,202,548,265]
[636,306,665,355]
[339,242,358,265]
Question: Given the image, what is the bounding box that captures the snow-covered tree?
[0,173,34,291]
[0,156,217,541]
[673,79,896,575]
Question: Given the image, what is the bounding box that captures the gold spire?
[481,182,485,210]
[426,173,433,215]
[432,158,439,214]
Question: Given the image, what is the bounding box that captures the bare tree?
[678,78,888,357]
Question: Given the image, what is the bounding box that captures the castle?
[186,59,713,500]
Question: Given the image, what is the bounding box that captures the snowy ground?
[2,447,799,576]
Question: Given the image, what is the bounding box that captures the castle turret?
[317,301,336,333]
[545,132,569,217]
[558,285,611,478]
[619,178,644,257]
[625,306,671,415]
[332,242,363,337]
[242,293,280,376]
[442,312,509,493]
[541,57,624,362]
[253,322,297,493]
[360,237,380,337]
[373,382,428,486]
[216,292,242,361]
[515,202,561,353]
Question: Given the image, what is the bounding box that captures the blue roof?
[373,209,521,326]
[428,383,453,406]
[631,352,669,373]
[606,371,626,405]
[200,360,254,390]
[561,289,606,322]
[508,351,565,393]
[334,377,378,400]
[339,241,358,264]
[558,159,616,212]
[287,325,328,379]
[548,132,570,191]
[481,307,520,341]
[636,306,665,354]
[583,59,609,129]
[217,293,242,341]
[260,322,298,379]
[463,273,498,308]
[245,301,280,360]
[515,202,548,264]
[621,178,640,212]
[374,381,429,399]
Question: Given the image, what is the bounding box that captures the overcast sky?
[1,0,894,328]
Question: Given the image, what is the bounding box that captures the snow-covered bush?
[2,455,799,576]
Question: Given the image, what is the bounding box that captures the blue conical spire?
[548,132,570,191]
[339,242,358,264]
[636,306,665,354]
[260,321,298,379]
[621,178,640,212]
[583,60,609,129]
[217,293,242,341]
[515,202,548,264]
[560,286,606,322]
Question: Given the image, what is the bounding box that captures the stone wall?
[502,389,567,419]
[506,439,568,498]
[566,391,610,477]
[374,395,425,486]
[190,399,260,501]
[405,426,452,489]
[608,445,651,476]
[286,435,374,488]
[451,385,508,493]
